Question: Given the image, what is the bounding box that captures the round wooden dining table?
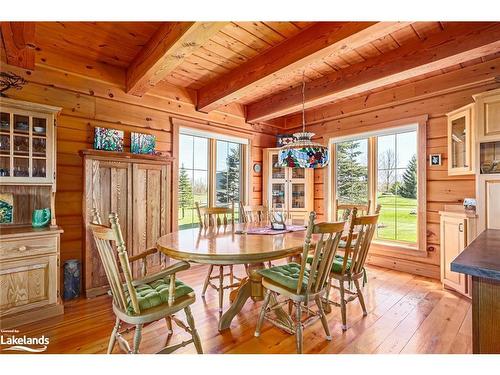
[156,223,313,331]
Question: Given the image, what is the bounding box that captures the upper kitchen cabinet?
[0,97,61,185]
[474,88,500,143]
[447,103,475,176]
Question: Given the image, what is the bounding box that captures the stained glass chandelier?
[278,73,329,169]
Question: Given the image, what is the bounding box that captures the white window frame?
[327,116,427,255]
[172,121,250,230]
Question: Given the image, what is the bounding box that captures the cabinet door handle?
[18,245,27,252]
[459,223,464,232]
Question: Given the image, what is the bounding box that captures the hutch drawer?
[0,235,58,260]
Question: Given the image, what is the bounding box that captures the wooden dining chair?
[255,212,346,354]
[195,202,241,313]
[323,207,380,331]
[239,202,269,223]
[89,209,203,354]
[239,202,274,268]
[338,203,381,249]
[335,199,371,221]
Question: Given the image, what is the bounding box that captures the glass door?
[13,114,30,177]
[32,117,48,178]
[0,112,10,177]
[0,109,52,183]
[288,166,307,211]
[451,116,467,169]
[448,106,473,175]
[269,151,287,211]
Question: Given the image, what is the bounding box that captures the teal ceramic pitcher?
[32,208,51,228]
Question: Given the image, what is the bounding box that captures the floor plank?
[0,264,472,354]
[400,290,471,354]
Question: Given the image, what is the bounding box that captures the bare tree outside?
[378,149,396,193]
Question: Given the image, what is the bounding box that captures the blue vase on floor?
[63,259,81,300]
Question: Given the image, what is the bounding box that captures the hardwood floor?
[0,264,472,354]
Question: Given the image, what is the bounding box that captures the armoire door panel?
[85,160,131,291]
[133,163,169,276]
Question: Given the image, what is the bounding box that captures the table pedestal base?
[218,262,265,331]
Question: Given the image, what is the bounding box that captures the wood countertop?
[0,225,64,239]
[451,229,500,280]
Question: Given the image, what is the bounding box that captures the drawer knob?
[18,246,27,251]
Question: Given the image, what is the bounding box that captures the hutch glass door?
[269,152,286,210]
[0,108,51,183]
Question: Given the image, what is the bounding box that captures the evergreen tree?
[390,181,402,195]
[217,147,240,204]
[178,166,193,219]
[399,154,417,199]
[336,141,368,204]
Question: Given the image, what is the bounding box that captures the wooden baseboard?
[0,303,64,329]
[367,253,440,279]
[85,285,110,298]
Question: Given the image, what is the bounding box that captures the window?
[335,138,369,205]
[331,123,424,249]
[376,131,417,243]
[216,140,243,221]
[178,131,246,229]
[179,134,209,229]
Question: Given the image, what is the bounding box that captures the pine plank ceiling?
[3,21,500,124]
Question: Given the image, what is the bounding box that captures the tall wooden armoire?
[81,150,173,297]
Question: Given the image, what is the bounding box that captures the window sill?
[370,240,428,258]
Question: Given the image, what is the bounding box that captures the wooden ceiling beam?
[196,22,411,113]
[0,22,36,70]
[126,22,228,96]
[246,22,500,123]
[284,57,500,129]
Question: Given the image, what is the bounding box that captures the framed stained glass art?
[131,132,156,155]
[93,127,124,152]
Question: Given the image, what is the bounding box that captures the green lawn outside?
[178,193,240,230]
[376,194,417,243]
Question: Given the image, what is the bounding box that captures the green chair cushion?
[257,262,309,292]
[306,254,352,274]
[126,277,193,314]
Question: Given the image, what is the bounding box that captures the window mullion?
[209,138,216,207]
[369,137,377,213]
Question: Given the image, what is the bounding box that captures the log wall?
[0,49,277,280]
[293,80,500,279]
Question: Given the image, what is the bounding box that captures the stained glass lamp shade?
[278,132,329,168]
[277,73,329,169]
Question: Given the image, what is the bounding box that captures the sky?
[338,130,417,170]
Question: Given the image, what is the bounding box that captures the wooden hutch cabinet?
[81,150,172,297]
[0,97,63,328]
[263,148,313,224]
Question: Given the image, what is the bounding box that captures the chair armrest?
[131,261,191,286]
[128,247,158,263]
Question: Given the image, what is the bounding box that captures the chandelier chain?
[302,70,306,133]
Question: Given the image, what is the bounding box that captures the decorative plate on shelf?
[93,127,124,152]
[131,132,156,155]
